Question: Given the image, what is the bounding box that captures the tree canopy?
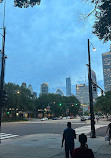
[94,90,111,115]
[0,0,41,8]
[3,82,80,118]
[90,0,111,42]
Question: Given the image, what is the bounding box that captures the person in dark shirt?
[61,122,76,158]
[73,133,94,158]
[106,123,111,145]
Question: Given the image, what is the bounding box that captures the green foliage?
[0,0,41,8]
[3,83,80,117]
[94,90,111,114]
[4,82,36,112]
[14,0,41,8]
[90,0,111,42]
[37,94,80,117]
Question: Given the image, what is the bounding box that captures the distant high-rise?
[33,92,37,98]
[76,84,89,104]
[22,82,27,88]
[102,51,111,92]
[40,83,48,95]
[91,70,98,99]
[55,88,64,96]
[28,84,33,94]
[66,77,71,97]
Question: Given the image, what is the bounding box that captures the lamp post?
[88,39,96,138]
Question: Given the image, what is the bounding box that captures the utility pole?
[0,26,6,143]
[88,39,96,138]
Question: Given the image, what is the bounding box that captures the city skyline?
[0,0,110,95]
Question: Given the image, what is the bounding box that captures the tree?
[36,94,80,117]
[94,90,111,115]
[3,82,35,113]
[88,0,111,42]
[0,0,41,8]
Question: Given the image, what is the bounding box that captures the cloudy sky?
[0,0,110,96]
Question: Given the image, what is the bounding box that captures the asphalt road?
[1,119,89,136]
[1,118,108,137]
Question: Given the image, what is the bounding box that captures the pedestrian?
[96,116,99,123]
[73,133,94,158]
[106,123,111,145]
[61,122,76,158]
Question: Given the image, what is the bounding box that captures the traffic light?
[0,90,7,107]
[7,111,9,115]
[59,103,62,106]
[93,84,96,91]
[75,103,77,105]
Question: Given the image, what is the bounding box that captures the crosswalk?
[0,133,19,140]
[75,124,106,135]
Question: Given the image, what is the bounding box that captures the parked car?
[52,117,58,120]
[70,116,74,119]
[41,117,48,121]
[81,116,86,121]
[66,116,70,119]
[62,117,67,119]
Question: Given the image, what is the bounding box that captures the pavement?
[0,132,111,158]
[0,118,111,158]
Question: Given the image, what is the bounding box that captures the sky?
[0,0,110,96]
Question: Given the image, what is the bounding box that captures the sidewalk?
[0,133,111,158]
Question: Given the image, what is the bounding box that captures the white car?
[41,117,48,121]
[62,117,67,119]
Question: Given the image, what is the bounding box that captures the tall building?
[40,83,48,95]
[22,82,27,88]
[66,77,71,97]
[55,88,64,96]
[28,84,33,94]
[76,84,89,104]
[91,70,98,99]
[102,51,111,92]
[33,92,37,98]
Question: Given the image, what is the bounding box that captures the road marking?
[0,133,19,140]
[75,124,106,135]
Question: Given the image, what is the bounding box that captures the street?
[0,118,111,158]
[1,118,108,140]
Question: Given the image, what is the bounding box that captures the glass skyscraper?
[66,77,71,97]
[76,84,89,104]
[40,83,48,95]
[102,52,111,92]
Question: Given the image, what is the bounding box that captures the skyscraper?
[28,84,33,94]
[91,70,98,99]
[40,83,48,95]
[76,84,89,104]
[22,82,27,88]
[66,77,71,97]
[102,51,111,92]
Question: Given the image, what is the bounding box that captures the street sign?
[46,106,50,112]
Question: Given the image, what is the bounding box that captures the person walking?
[106,123,111,145]
[61,122,76,158]
[73,133,94,158]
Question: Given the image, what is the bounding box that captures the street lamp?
[88,39,96,138]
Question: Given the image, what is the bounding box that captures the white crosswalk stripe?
[0,133,19,140]
[75,124,106,135]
